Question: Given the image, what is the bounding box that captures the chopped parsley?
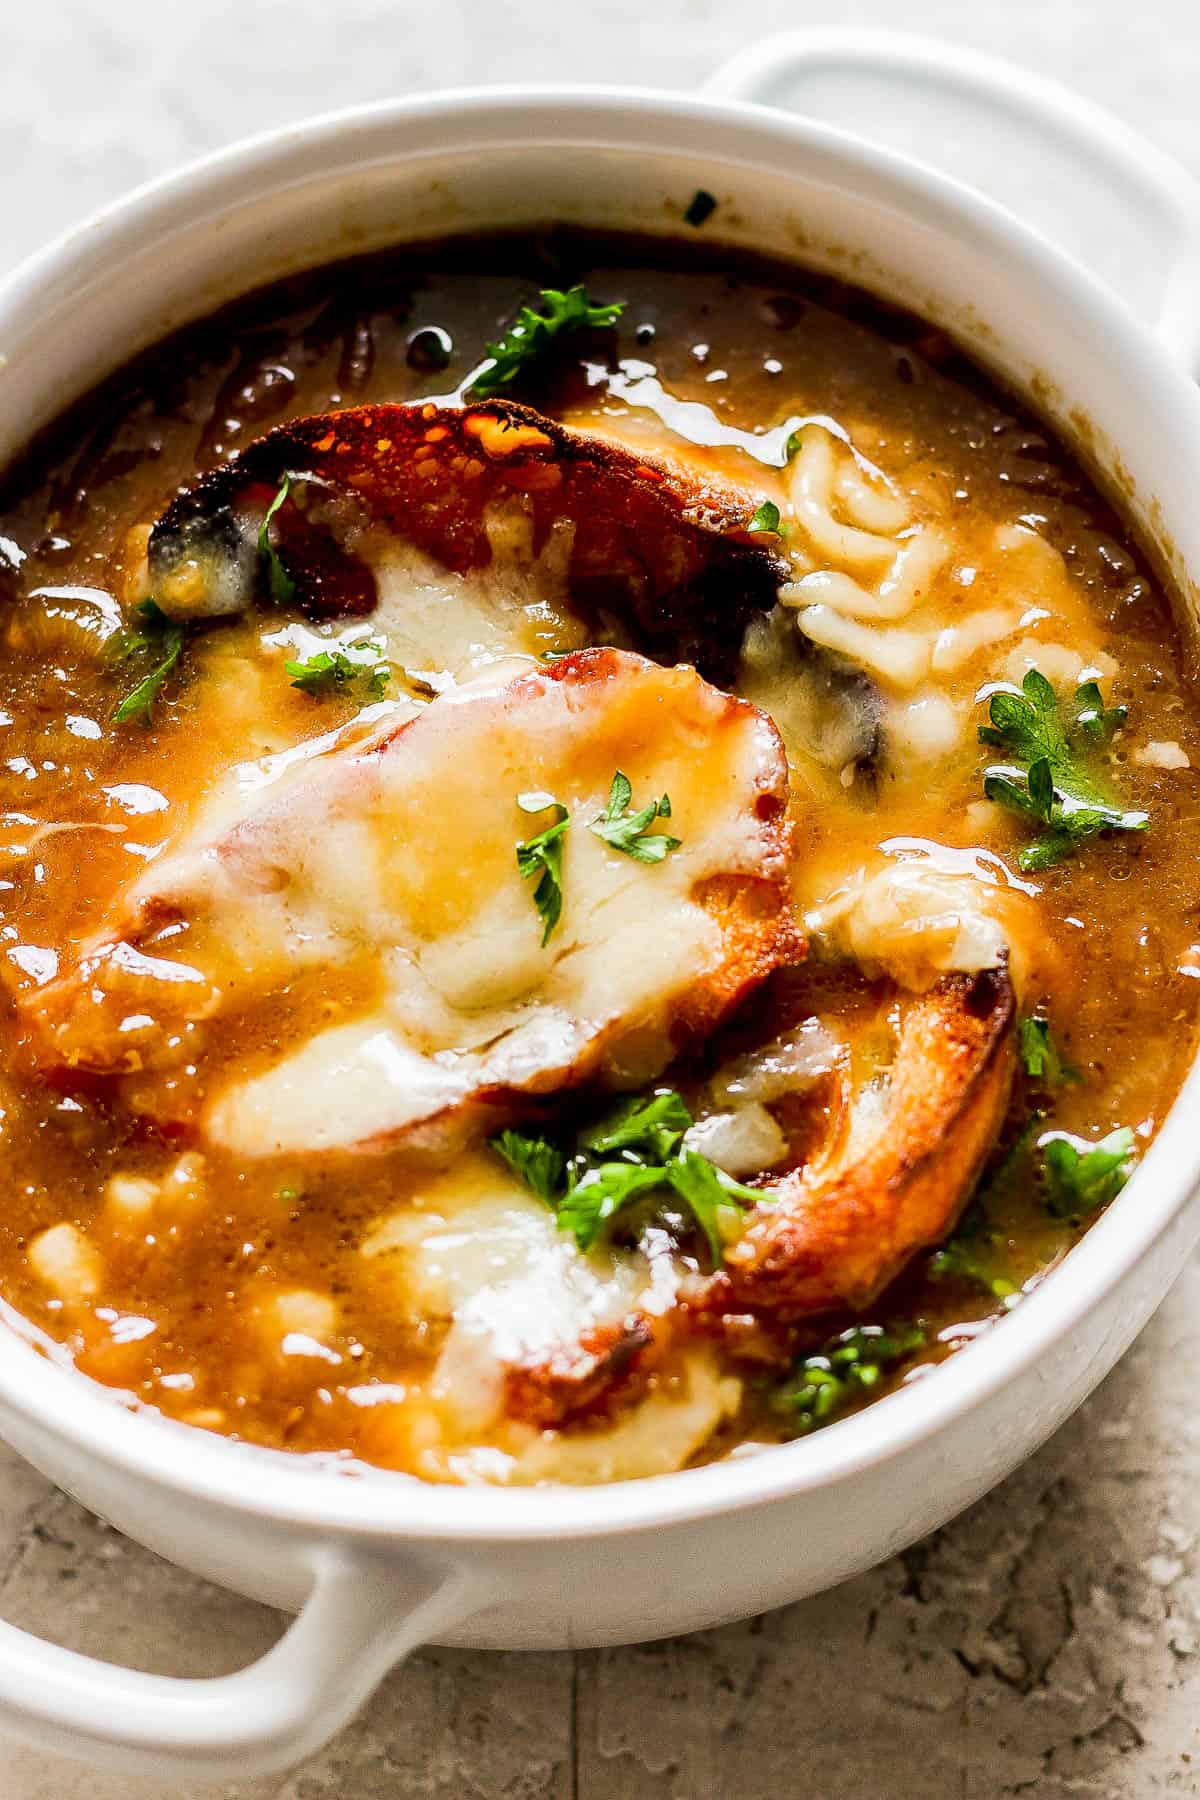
[935,1111,1137,1284]
[491,1128,565,1204]
[589,770,681,865]
[557,1162,670,1252]
[928,1118,1042,1300]
[768,1323,925,1437]
[258,474,297,605]
[747,499,782,535]
[929,1197,1017,1300]
[1041,1126,1137,1221]
[112,598,186,725]
[577,1088,691,1161]
[466,285,625,400]
[929,1233,1017,1299]
[978,669,1147,871]
[1018,1015,1077,1085]
[684,188,718,228]
[285,638,390,703]
[490,1086,761,1266]
[515,791,570,946]
[664,1151,761,1268]
[515,770,680,942]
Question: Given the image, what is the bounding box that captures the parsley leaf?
[112,598,186,725]
[929,1234,1017,1299]
[488,1084,762,1265]
[1041,1126,1137,1221]
[492,1128,565,1204]
[466,286,625,400]
[665,1151,762,1269]
[979,669,1147,871]
[258,475,297,605]
[1018,1015,1077,1085]
[285,639,390,703]
[929,1197,1018,1299]
[929,1120,1041,1299]
[747,499,781,534]
[577,1088,692,1161]
[557,1162,669,1252]
[684,189,718,228]
[769,1323,925,1437]
[515,790,570,946]
[589,770,681,865]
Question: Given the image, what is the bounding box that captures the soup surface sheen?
[0,230,1196,1487]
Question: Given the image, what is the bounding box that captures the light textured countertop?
[2,3,1200,1794]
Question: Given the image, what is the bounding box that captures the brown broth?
[0,230,1197,1482]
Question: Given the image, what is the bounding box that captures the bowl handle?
[705,29,1200,375]
[0,1545,486,1778]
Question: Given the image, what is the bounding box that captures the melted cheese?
[779,434,1120,781]
[362,1155,662,1429]
[361,510,587,685]
[807,857,1010,990]
[355,1154,733,1486]
[499,1352,740,1485]
[105,652,791,1155]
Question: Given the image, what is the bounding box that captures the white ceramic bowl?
[2,31,1200,1779]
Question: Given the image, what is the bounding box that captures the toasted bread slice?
[145,399,787,682]
[503,964,1015,1425]
[503,1314,662,1430]
[709,965,1016,1318]
[23,650,801,1154]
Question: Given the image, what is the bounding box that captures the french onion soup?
[0,227,1195,1486]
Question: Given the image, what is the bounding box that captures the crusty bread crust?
[505,967,1015,1427]
[148,399,787,681]
[21,651,803,1156]
[503,1314,662,1430]
[710,965,1017,1318]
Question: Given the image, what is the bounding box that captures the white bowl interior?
[1,91,1199,1560]
[2,93,1197,632]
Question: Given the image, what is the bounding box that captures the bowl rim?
[2,79,1199,1545]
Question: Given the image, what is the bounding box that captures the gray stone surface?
[2,1,1200,1793]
